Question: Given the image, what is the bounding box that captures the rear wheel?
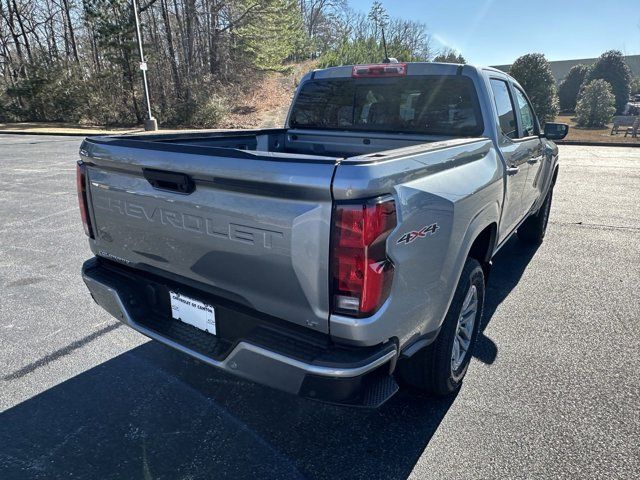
[400,258,485,396]
[518,187,553,245]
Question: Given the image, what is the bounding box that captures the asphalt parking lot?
[0,135,638,479]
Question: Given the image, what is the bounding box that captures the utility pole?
[132,0,158,131]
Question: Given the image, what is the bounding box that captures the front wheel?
[400,258,485,396]
[518,187,553,245]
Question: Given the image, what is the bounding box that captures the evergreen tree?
[585,50,632,114]
[433,49,466,64]
[83,0,143,123]
[576,79,616,127]
[235,0,306,71]
[558,64,588,112]
[509,53,559,124]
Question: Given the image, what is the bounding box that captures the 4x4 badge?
[397,223,439,244]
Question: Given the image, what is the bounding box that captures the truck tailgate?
[80,139,337,333]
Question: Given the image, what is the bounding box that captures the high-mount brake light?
[331,198,397,317]
[76,161,94,238]
[351,63,407,78]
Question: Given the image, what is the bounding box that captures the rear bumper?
[82,258,399,407]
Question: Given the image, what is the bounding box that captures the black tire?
[400,258,485,396]
[518,187,553,245]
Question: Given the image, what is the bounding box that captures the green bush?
[558,64,588,112]
[509,53,559,124]
[575,79,616,128]
[0,92,20,122]
[192,94,229,128]
[585,50,632,114]
[5,61,86,122]
[79,69,141,126]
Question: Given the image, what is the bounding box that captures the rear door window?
[489,79,517,139]
[290,75,484,137]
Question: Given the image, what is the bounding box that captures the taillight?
[331,198,397,317]
[76,161,94,238]
[352,63,407,78]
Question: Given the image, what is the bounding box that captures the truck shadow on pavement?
[0,240,538,480]
[0,343,457,480]
[473,237,540,366]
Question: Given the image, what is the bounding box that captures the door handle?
[527,157,540,164]
[506,166,519,175]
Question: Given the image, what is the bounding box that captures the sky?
[349,0,640,66]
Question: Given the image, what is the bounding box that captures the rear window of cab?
[290,75,484,137]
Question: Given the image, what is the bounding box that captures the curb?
[0,130,110,137]
[0,129,138,137]
[556,140,640,147]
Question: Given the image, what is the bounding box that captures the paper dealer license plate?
[169,291,216,335]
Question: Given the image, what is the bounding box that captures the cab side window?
[490,79,517,139]
[513,87,536,137]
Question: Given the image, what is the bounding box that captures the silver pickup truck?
[78,62,568,407]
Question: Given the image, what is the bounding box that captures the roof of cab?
[304,62,484,82]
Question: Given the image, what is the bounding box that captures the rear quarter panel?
[330,139,503,347]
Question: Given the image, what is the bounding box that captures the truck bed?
[87,127,439,160]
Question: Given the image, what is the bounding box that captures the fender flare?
[436,200,500,332]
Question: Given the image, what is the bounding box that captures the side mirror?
[543,122,569,140]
